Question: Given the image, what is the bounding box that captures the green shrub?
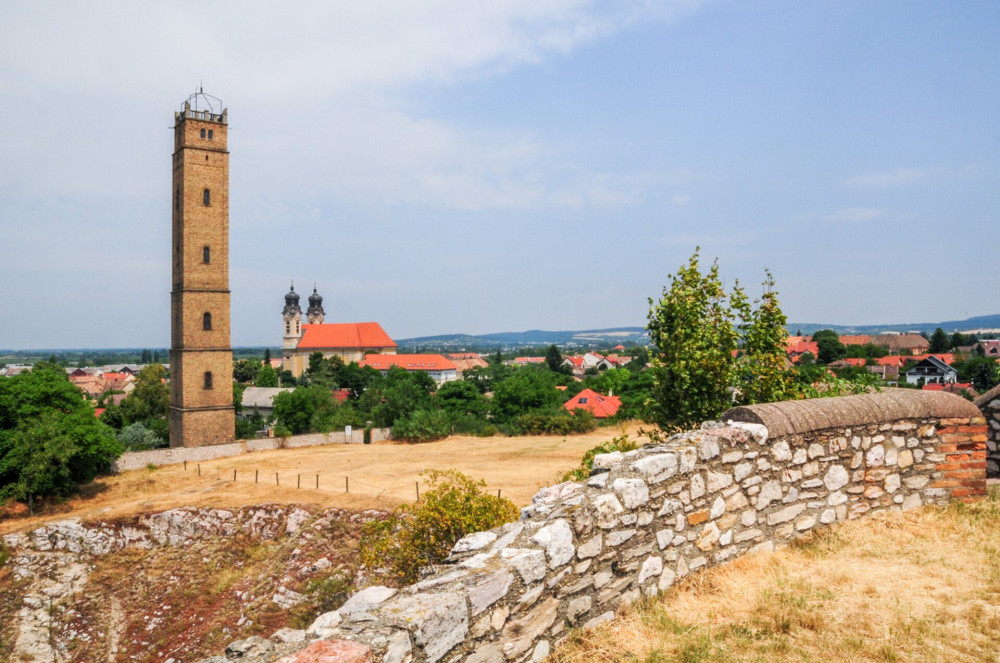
[562,432,640,481]
[511,409,596,436]
[116,422,164,451]
[359,469,519,586]
[392,409,452,442]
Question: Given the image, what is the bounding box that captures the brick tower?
[169,91,235,447]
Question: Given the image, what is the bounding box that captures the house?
[562,356,585,375]
[239,386,293,420]
[447,353,489,376]
[513,357,546,366]
[866,364,899,384]
[359,354,458,385]
[581,352,605,370]
[563,388,621,419]
[974,340,1000,357]
[923,382,977,398]
[904,356,958,385]
[785,340,819,363]
[839,335,874,347]
[280,284,397,377]
[872,334,930,356]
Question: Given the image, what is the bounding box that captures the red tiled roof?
[564,388,621,419]
[565,356,584,367]
[909,353,956,365]
[515,357,546,364]
[359,354,456,371]
[298,323,396,350]
[839,335,874,346]
[613,344,626,351]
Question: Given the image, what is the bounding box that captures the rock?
[225,635,273,659]
[766,503,807,526]
[612,478,650,508]
[866,445,885,467]
[383,592,468,663]
[465,571,513,616]
[271,628,307,644]
[823,465,849,491]
[500,548,547,584]
[566,595,593,622]
[771,441,792,462]
[592,494,625,528]
[530,519,575,568]
[339,586,398,616]
[592,452,624,470]
[756,480,783,509]
[383,630,412,663]
[577,533,603,559]
[501,598,559,659]
[451,531,498,554]
[630,453,679,483]
[638,556,663,584]
[307,610,342,638]
[275,640,373,663]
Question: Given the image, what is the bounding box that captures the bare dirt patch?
[1,424,644,535]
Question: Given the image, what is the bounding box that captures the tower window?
[203,188,211,206]
[203,312,212,330]
[200,128,206,138]
[208,129,214,140]
[203,246,211,263]
[203,372,213,390]
[285,321,290,334]
[174,188,180,211]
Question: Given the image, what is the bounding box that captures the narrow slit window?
[208,129,214,140]
[203,246,210,263]
[200,128,206,138]
[203,188,210,206]
[203,372,213,390]
[203,312,212,330]
[174,188,180,211]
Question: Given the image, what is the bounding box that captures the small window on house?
[208,129,214,140]
[578,397,588,404]
[200,128,206,138]
[203,246,210,263]
[203,188,210,206]
[203,312,212,330]
[203,372,213,389]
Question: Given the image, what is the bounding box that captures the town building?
[280,284,397,377]
[564,388,621,418]
[904,356,958,385]
[359,354,458,385]
[168,91,235,447]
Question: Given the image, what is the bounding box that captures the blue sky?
[1,1,997,349]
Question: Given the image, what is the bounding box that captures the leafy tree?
[929,327,950,354]
[119,364,169,427]
[256,363,279,388]
[0,364,122,512]
[544,345,569,374]
[116,422,162,450]
[732,269,793,405]
[646,250,738,429]
[434,380,487,417]
[233,359,261,384]
[812,330,846,364]
[491,368,561,422]
[356,367,433,428]
[971,362,1000,392]
[264,348,272,363]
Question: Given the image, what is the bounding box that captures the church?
[280,284,397,377]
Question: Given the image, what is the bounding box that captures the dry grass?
[0,423,646,534]
[554,490,1000,663]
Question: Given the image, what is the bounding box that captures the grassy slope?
[554,491,1000,663]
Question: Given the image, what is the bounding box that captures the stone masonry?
[254,390,985,663]
[974,383,1000,478]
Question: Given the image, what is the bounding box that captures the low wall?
[279,390,986,663]
[112,428,392,472]
[974,383,1000,477]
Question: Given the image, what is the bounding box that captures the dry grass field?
[553,490,1000,663]
[0,423,645,535]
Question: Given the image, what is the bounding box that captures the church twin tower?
[169,93,235,447]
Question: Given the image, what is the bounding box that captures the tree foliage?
[929,327,950,354]
[0,363,122,511]
[732,269,793,405]
[646,250,740,429]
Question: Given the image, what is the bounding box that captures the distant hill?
[397,314,1000,352]
[396,327,649,352]
[786,314,1000,337]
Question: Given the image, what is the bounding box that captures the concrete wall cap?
[722,389,982,439]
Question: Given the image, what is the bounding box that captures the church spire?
[307,283,325,324]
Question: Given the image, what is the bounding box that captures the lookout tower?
[169,89,235,447]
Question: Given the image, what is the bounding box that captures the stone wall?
[974,383,1000,478]
[273,390,986,663]
[112,427,392,472]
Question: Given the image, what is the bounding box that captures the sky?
[1,1,997,349]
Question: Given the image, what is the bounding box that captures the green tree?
[264,348,272,363]
[256,363,279,388]
[646,250,739,429]
[732,269,793,405]
[233,358,261,384]
[119,364,169,426]
[491,367,561,422]
[544,345,566,374]
[812,330,846,364]
[929,327,950,354]
[0,364,122,512]
[434,380,488,417]
[272,385,341,435]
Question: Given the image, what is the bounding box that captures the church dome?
[308,286,323,307]
[283,282,302,316]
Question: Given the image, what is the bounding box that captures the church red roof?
[298,323,396,350]
[360,354,456,371]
